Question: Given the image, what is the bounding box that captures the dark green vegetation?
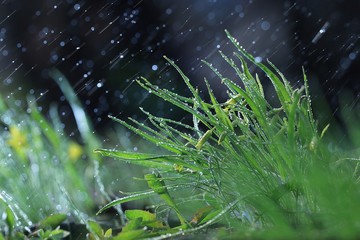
[1,31,359,239]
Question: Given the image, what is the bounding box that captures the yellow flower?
[68,141,83,162]
[7,125,27,150]
[7,125,28,163]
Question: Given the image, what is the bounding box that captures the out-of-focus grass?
[0,93,97,229]
[0,68,157,238]
[0,70,130,237]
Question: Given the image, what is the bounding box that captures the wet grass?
[0,93,94,219]
[95,31,360,239]
[1,31,360,239]
[0,69,125,238]
[0,91,92,237]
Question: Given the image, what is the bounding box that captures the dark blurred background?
[0,0,359,145]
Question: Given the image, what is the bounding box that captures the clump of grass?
[0,95,92,237]
[0,70,126,237]
[96,30,360,239]
[0,94,92,222]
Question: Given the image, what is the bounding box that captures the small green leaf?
[195,129,214,150]
[320,123,330,139]
[104,228,113,238]
[49,228,70,238]
[145,173,168,195]
[86,233,97,240]
[125,210,166,229]
[190,206,214,225]
[145,173,187,226]
[5,206,16,232]
[217,131,227,145]
[122,218,142,232]
[40,213,67,229]
[38,229,46,238]
[113,229,146,240]
[198,209,222,225]
[125,210,156,222]
[87,220,104,238]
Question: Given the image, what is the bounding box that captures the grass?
[0,93,92,220]
[0,30,359,239]
[0,69,126,238]
[95,30,360,239]
[0,94,90,237]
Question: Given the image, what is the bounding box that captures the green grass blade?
[225,30,291,109]
[49,69,96,147]
[49,68,125,222]
[28,100,60,149]
[94,149,205,172]
[109,115,184,154]
[222,78,267,129]
[204,78,234,131]
[267,60,293,97]
[97,190,157,214]
[97,181,200,215]
[302,67,316,130]
[164,56,203,106]
[137,77,213,129]
[145,173,188,226]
